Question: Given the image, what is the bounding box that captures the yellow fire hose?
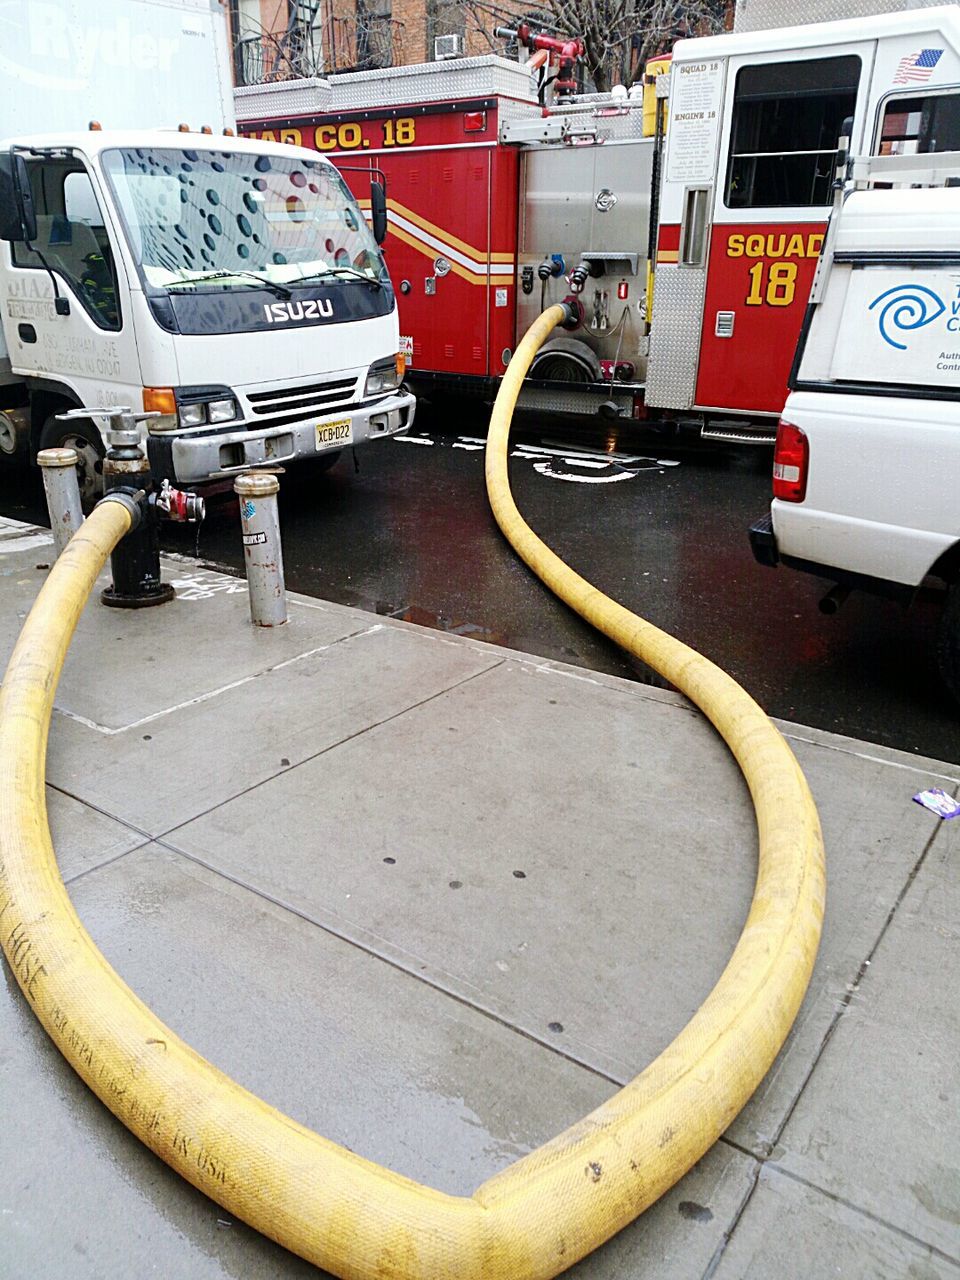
[0,307,823,1277]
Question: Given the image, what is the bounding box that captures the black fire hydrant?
[57,407,204,608]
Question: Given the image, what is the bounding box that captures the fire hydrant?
[56,406,204,608]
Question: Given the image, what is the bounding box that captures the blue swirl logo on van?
[869,284,945,350]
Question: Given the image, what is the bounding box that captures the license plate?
[316,418,353,449]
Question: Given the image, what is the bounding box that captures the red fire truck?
[236,5,960,443]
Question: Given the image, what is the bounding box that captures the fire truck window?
[879,93,960,154]
[725,55,861,208]
[11,162,120,330]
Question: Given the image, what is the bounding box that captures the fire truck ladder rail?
[0,311,823,1278]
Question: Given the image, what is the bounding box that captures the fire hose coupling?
[559,297,585,330]
[567,258,603,294]
[156,478,204,524]
[96,487,146,532]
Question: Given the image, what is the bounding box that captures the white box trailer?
[0,0,413,503]
[0,0,234,137]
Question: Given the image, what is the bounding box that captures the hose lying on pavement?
[0,308,823,1279]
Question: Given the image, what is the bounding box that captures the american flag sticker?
[893,48,944,85]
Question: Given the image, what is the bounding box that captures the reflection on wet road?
[2,411,956,762]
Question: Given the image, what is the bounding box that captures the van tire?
[38,413,105,513]
[936,582,960,705]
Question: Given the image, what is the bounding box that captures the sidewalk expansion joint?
[782,731,960,787]
[61,838,156,887]
[51,623,383,736]
[702,815,949,1277]
[47,783,155,842]
[769,1165,960,1268]
[769,814,946,1153]
[151,833,627,1090]
[152,657,505,844]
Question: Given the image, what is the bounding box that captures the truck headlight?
[365,356,401,397]
[207,398,238,423]
[178,403,206,427]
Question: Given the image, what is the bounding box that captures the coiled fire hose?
[0,309,823,1277]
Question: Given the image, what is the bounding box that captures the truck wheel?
[936,582,960,705]
[38,413,105,512]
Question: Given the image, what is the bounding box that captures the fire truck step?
[700,422,776,446]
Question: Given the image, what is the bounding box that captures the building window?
[725,55,861,208]
[357,0,393,69]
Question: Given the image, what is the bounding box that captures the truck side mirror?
[371,179,387,245]
[0,152,37,243]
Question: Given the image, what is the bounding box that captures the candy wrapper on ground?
[912,787,960,819]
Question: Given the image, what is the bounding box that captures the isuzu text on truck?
[0,0,413,504]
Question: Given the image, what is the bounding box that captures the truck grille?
[243,375,359,429]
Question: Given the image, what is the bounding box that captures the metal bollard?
[235,472,286,627]
[37,447,83,558]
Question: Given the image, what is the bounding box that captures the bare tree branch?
[439,0,727,90]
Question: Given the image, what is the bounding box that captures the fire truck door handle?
[680,187,710,267]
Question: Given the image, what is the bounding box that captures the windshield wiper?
[291,266,382,290]
[165,270,292,299]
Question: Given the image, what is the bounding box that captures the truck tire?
[38,412,105,512]
[936,582,960,705]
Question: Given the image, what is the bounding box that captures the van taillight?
[772,420,808,502]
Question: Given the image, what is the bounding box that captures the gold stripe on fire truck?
[359,197,515,279]
[385,222,503,286]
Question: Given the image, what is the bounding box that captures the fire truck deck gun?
[236,0,960,446]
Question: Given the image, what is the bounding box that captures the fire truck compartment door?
[694,41,873,417]
[520,140,654,258]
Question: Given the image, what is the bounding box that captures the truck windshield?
[101,146,385,292]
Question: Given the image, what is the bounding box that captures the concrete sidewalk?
[1,516,958,1279]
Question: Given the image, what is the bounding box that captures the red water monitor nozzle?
[494,23,585,96]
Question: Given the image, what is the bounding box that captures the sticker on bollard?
[243,532,267,546]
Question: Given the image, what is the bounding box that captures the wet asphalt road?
[3,408,957,764]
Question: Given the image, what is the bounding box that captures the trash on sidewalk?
[912,788,960,819]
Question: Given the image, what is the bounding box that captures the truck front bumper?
[748,511,779,567]
[153,390,415,485]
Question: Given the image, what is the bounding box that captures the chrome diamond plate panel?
[516,386,635,416]
[544,101,651,143]
[644,266,707,410]
[234,78,332,122]
[328,55,537,110]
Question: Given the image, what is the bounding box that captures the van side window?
[726,55,861,208]
[11,161,121,331]
[879,93,960,154]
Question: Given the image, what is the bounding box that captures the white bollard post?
[38,447,83,558]
[234,472,287,627]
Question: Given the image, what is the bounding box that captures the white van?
[749,150,960,698]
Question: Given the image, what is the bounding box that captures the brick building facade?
[226,0,529,83]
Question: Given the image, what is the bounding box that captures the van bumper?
[149,390,415,485]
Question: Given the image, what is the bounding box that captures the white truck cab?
[0,130,413,503]
[750,149,960,697]
[0,1,413,504]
